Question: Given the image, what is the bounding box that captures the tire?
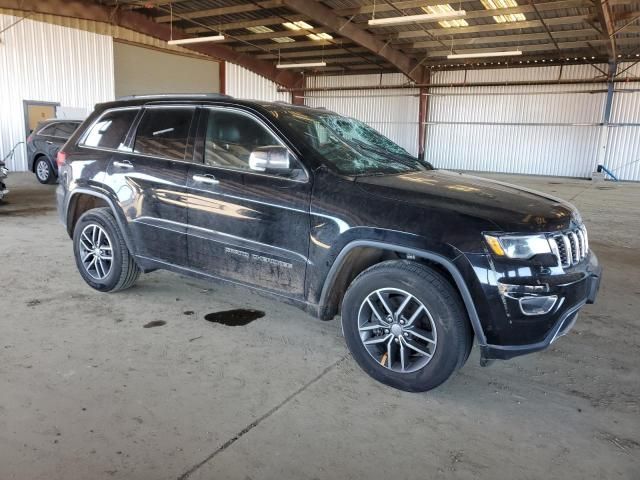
[34,157,55,184]
[73,208,140,292]
[341,260,472,392]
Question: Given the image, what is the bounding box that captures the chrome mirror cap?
[249,146,291,172]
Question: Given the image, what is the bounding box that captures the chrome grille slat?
[576,229,585,259]
[551,225,589,268]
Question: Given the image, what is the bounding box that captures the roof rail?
[116,93,233,101]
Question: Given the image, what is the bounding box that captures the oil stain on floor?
[143,320,167,328]
[204,309,265,326]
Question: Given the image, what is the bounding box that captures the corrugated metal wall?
[425,65,607,178]
[603,62,640,181]
[0,14,114,171]
[305,74,420,156]
[425,64,640,181]
[226,63,290,103]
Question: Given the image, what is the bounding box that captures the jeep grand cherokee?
[56,94,601,392]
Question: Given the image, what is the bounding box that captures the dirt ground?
[0,172,638,480]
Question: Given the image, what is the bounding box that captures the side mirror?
[249,146,291,172]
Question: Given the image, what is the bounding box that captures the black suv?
[27,119,82,184]
[56,94,601,392]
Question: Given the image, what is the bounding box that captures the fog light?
[519,295,558,316]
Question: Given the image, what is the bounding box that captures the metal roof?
[82,1,640,78]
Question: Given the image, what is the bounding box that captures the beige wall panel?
[114,42,219,98]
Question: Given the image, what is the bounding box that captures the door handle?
[193,174,220,185]
[113,160,133,169]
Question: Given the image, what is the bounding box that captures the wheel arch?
[317,240,487,346]
[66,189,137,256]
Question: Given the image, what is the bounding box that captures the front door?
[186,107,311,297]
[102,106,197,267]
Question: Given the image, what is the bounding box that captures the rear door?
[186,106,311,297]
[102,105,197,267]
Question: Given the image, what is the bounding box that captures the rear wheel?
[73,208,140,292]
[342,260,472,392]
[34,157,55,184]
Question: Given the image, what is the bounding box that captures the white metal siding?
[422,65,640,179]
[226,63,290,103]
[603,63,640,181]
[0,14,114,171]
[305,74,420,156]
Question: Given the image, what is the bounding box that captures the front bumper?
[457,251,601,361]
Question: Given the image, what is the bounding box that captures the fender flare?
[66,188,137,255]
[318,240,487,346]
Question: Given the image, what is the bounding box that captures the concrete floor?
[1,172,638,480]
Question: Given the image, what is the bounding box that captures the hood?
[355,169,580,233]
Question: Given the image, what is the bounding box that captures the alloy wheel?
[78,224,113,280]
[357,288,437,373]
[36,160,50,182]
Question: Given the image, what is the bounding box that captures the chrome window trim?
[200,105,310,184]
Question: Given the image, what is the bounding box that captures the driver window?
[204,110,280,170]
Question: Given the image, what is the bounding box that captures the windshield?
[265,106,432,176]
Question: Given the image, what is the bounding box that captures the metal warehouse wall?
[604,62,640,181]
[0,14,114,172]
[305,73,420,157]
[425,64,640,181]
[226,63,290,103]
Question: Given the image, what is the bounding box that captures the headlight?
[484,234,551,259]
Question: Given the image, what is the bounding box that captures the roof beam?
[425,39,627,58]
[336,0,587,17]
[154,1,281,23]
[184,15,308,34]
[407,29,599,49]
[595,0,617,64]
[0,0,303,88]
[277,0,426,82]
[395,15,592,39]
[219,28,332,43]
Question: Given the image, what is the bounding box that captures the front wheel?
[73,208,140,292]
[341,260,472,392]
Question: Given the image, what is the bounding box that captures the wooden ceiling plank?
[595,0,617,63]
[184,15,308,34]
[155,1,281,23]
[395,15,591,39]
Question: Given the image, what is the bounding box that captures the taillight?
[27,134,33,143]
[56,150,67,167]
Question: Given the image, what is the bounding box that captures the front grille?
[549,225,589,268]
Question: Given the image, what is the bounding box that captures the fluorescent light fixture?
[168,35,225,45]
[368,10,465,26]
[276,61,327,69]
[447,50,522,59]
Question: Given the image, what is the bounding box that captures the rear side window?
[82,109,138,150]
[53,122,78,139]
[133,108,194,161]
[37,124,56,136]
